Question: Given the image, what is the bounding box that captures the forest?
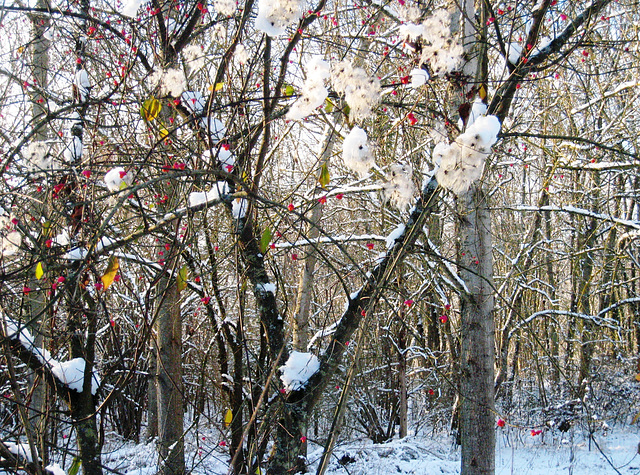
[0,0,639,473]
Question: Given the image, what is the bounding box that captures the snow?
[199,117,226,142]
[4,442,34,462]
[63,136,83,162]
[188,182,230,208]
[342,126,374,177]
[331,62,381,121]
[570,79,640,115]
[96,236,117,252]
[232,198,248,219]
[280,351,320,391]
[435,115,501,195]
[24,141,52,172]
[150,68,187,97]
[121,0,145,17]
[256,282,276,294]
[213,0,235,16]
[50,358,100,395]
[287,57,330,121]
[255,0,302,37]
[234,44,249,65]
[384,163,415,210]
[64,247,88,260]
[104,167,132,192]
[507,42,523,64]
[75,69,90,101]
[400,10,464,77]
[409,68,429,88]
[87,422,640,474]
[181,91,206,115]
[386,224,406,249]
[45,463,66,475]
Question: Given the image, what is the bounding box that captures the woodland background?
[0,0,639,474]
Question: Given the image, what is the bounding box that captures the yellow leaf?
[176,265,188,293]
[478,83,488,102]
[158,125,169,140]
[17,46,24,54]
[636,373,640,382]
[214,82,224,91]
[224,408,233,428]
[35,262,44,280]
[101,256,120,290]
[140,97,161,122]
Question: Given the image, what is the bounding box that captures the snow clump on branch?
[104,167,133,192]
[182,45,205,71]
[280,351,320,391]
[287,56,330,121]
[435,115,501,195]
[0,213,21,257]
[150,68,187,97]
[24,141,53,172]
[255,0,302,37]
[400,9,464,77]
[214,0,236,17]
[384,163,416,210]
[331,61,381,121]
[342,126,374,177]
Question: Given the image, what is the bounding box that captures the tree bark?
[156,280,185,475]
[457,186,495,475]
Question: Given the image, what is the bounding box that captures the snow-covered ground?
[95,424,640,474]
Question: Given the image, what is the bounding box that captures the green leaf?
[140,97,161,122]
[177,265,188,293]
[42,221,52,237]
[318,162,330,189]
[284,85,295,97]
[324,98,334,113]
[68,457,82,475]
[260,227,272,254]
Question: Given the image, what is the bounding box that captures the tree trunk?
[457,185,495,475]
[156,280,185,475]
[27,0,51,458]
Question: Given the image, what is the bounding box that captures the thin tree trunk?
[27,0,51,459]
[156,279,185,475]
[457,185,495,475]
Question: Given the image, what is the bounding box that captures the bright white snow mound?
[280,351,320,391]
